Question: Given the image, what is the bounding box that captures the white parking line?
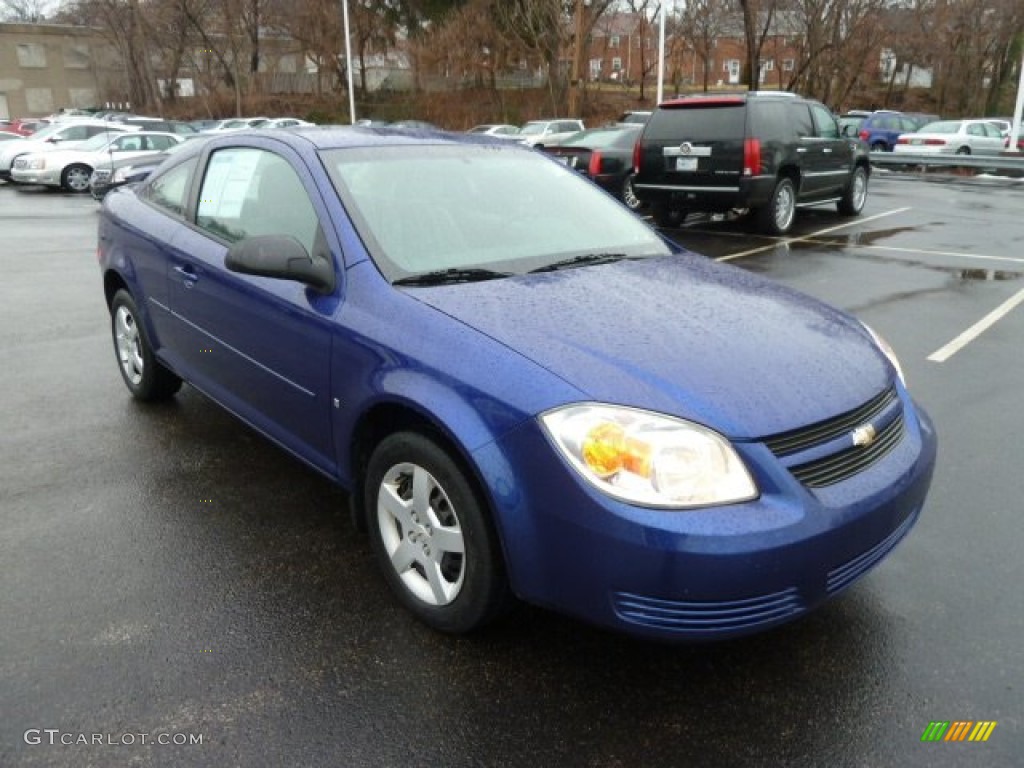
[814,242,1024,266]
[927,288,1024,363]
[714,208,913,262]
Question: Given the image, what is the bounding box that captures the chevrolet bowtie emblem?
[852,424,877,447]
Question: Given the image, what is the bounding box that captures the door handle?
[796,147,807,153]
[173,264,198,285]
[823,148,833,153]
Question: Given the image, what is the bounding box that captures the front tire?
[365,432,512,633]
[837,166,868,216]
[62,164,92,193]
[110,289,182,401]
[755,176,797,235]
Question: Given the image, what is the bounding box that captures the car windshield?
[520,123,548,136]
[322,144,671,282]
[919,121,961,134]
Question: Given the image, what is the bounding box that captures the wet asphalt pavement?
[1,172,1022,767]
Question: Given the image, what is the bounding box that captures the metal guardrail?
[870,151,1024,173]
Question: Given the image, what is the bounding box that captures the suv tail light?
[743,138,761,176]
[589,151,603,176]
[633,139,644,174]
[859,129,869,141]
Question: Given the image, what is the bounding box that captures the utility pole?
[568,0,586,117]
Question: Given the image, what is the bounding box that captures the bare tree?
[623,0,660,100]
[0,0,50,21]
[677,0,731,91]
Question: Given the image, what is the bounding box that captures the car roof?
[197,125,520,151]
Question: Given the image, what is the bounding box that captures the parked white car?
[518,119,586,148]
[467,124,521,139]
[0,120,132,180]
[203,117,270,132]
[893,119,1006,156]
[262,117,316,129]
[10,131,181,192]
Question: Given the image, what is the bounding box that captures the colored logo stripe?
[921,722,949,742]
[921,721,997,742]
[944,721,972,741]
[969,722,997,742]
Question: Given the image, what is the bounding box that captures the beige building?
[0,23,122,119]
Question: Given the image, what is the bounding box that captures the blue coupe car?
[97,127,936,640]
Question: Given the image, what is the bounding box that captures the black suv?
[632,92,871,234]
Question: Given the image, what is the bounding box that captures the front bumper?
[10,167,60,186]
[474,397,937,641]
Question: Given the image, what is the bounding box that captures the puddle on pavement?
[767,240,1023,282]
[956,268,1021,281]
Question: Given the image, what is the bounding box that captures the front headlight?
[861,323,906,386]
[111,166,135,183]
[540,404,758,508]
[24,157,46,170]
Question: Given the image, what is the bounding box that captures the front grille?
[764,387,898,456]
[611,587,803,635]
[762,386,905,488]
[789,412,905,487]
[13,157,28,170]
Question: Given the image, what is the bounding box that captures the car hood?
[407,254,892,439]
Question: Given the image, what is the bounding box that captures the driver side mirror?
[225,234,335,293]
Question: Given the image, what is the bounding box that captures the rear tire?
[621,174,642,211]
[651,200,685,228]
[754,177,797,235]
[955,146,971,156]
[870,141,888,152]
[837,166,868,216]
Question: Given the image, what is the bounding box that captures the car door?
[976,122,1004,155]
[164,143,339,474]
[792,103,831,197]
[808,103,852,197]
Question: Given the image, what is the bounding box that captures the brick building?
[0,23,122,118]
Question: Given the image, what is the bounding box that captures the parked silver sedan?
[893,119,1006,156]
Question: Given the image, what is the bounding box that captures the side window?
[899,118,919,132]
[790,105,814,138]
[810,105,839,139]
[147,135,175,150]
[145,158,197,217]
[196,148,319,253]
[59,125,88,141]
[984,123,1002,138]
[967,123,984,137]
[753,102,794,141]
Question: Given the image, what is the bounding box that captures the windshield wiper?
[528,253,630,273]
[393,268,512,286]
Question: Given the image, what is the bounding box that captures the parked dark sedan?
[90,135,210,199]
[97,129,936,641]
[542,123,644,210]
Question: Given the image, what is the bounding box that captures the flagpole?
[342,0,357,123]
